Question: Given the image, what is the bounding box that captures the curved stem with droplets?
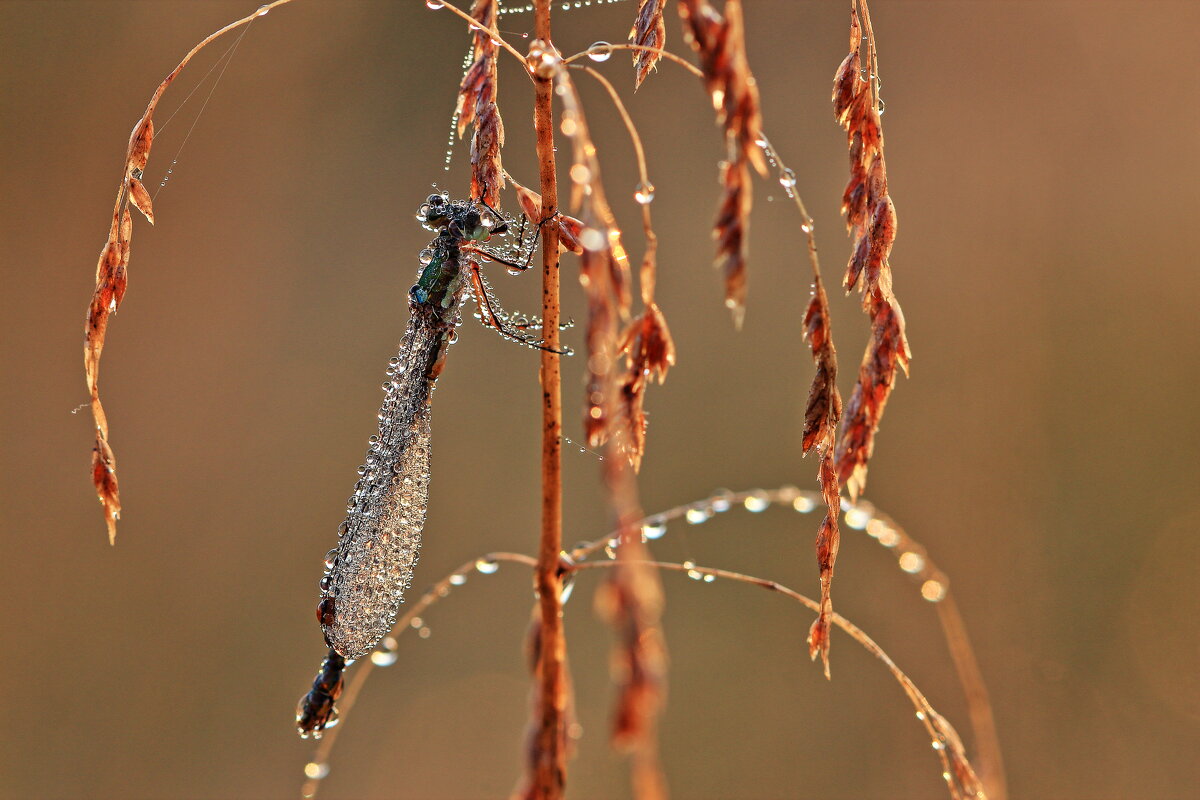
[300,487,997,800]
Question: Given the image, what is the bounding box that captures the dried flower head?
[678,0,767,326]
[831,3,910,499]
[629,0,667,88]
[457,0,505,206]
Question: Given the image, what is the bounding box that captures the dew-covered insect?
[296,193,566,738]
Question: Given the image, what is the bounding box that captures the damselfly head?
[417,193,452,230]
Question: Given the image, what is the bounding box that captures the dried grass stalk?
[457,0,505,206]
[516,605,577,799]
[800,275,843,677]
[677,0,766,327]
[831,1,910,499]
[85,2,294,542]
[629,0,667,88]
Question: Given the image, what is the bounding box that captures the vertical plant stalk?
[524,3,568,796]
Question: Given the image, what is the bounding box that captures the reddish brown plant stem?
[529,2,568,797]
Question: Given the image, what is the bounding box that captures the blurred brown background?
[2,1,1197,798]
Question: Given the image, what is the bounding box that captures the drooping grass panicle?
[84,0,297,543]
[457,0,505,206]
[677,0,766,328]
[551,65,635,452]
[802,274,843,678]
[629,0,667,88]
[751,132,845,677]
[578,64,676,471]
[551,62,669,798]
[831,0,911,500]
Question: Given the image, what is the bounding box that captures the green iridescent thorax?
[412,234,464,311]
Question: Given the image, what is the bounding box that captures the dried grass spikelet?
[516,604,576,800]
[594,537,668,798]
[629,0,667,88]
[85,5,316,543]
[88,117,153,543]
[831,2,910,499]
[457,0,505,206]
[616,302,675,471]
[85,4,289,543]
[551,70,637,455]
[678,0,766,328]
[506,172,585,255]
[575,63,676,470]
[800,275,843,677]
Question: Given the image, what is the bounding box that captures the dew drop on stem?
[587,41,613,62]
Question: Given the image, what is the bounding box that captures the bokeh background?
[2,1,1197,798]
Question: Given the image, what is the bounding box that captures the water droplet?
[844,507,870,529]
[475,558,500,574]
[779,168,797,188]
[579,227,605,251]
[633,180,655,204]
[642,517,667,539]
[877,528,901,548]
[915,711,926,721]
[418,248,434,265]
[920,580,947,602]
[324,549,338,569]
[685,506,711,524]
[303,761,329,780]
[256,3,271,15]
[570,164,592,184]
[418,626,432,638]
[865,518,889,538]
[370,636,400,667]
[702,573,716,583]
[426,0,444,8]
[931,739,945,751]
[743,493,770,513]
[587,41,613,62]
[449,573,467,586]
[792,495,816,513]
[899,552,925,574]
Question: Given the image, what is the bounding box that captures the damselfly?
[296,193,564,737]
